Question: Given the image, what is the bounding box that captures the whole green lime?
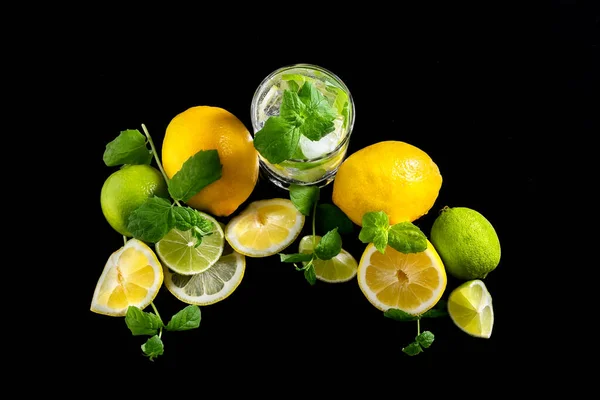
[100,164,169,236]
[430,206,501,280]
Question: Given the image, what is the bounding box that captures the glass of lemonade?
[251,63,355,189]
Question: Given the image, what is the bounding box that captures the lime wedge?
[299,235,358,283]
[447,279,494,338]
[155,212,224,275]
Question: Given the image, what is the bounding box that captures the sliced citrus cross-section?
[91,238,164,317]
[163,241,246,305]
[447,279,494,338]
[225,198,305,257]
[298,235,358,283]
[155,212,224,275]
[357,241,447,315]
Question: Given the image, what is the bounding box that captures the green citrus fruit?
[430,206,501,280]
[100,164,169,236]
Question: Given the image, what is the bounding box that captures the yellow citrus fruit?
[162,106,259,217]
[90,238,164,317]
[447,279,494,338]
[224,199,305,257]
[357,240,447,315]
[332,141,442,226]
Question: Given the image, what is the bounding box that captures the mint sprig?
[103,129,153,166]
[383,300,448,356]
[254,81,337,164]
[125,304,201,361]
[280,184,346,285]
[358,211,428,254]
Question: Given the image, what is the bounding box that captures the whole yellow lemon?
[162,106,259,217]
[332,141,442,226]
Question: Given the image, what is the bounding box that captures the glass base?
[259,161,338,190]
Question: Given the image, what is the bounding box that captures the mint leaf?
[416,331,435,348]
[142,335,164,361]
[280,90,307,127]
[384,308,420,322]
[314,228,342,260]
[127,196,174,243]
[253,117,301,164]
[103,129,152,166]
[172,207,200,231]
[388,222,428,254]
[402,342,423,356]
[359,211,390,253]
[304,265,317,285]
[286,80,300,93]
[165,305,201,331]
[316,204,354,235]
[421,300,449,319]
[289,184,319,216]
[168,150,222,202]
[280,253,314,263]
[125,306,164,336]
[296,82,336,141]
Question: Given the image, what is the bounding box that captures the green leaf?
[168,150,222,202]
[103,129,152,166]
[165,305,201,331]
[127,196,174,243]
[384,308,420,322]
[125,306,164,336]
[253,116,301,164]
[421,300,449,319]
[358,211,390,253]
[172,207,200,231]
[289,184,319,216]
[286,80,300,93]
[388,222,428,254]
[280,90,307,127]
[142,335,164,361]
[304,265,317,285]
[316,204,354,235]
[280,253,314,263]
[416,331,435,348]
[402,342,423,356]
[314,228,342,260]
[296,81,337,141]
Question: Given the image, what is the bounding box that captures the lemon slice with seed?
[91,238,164,317]
[225,198,305,257]
[155,212,224,275]
[164,241,245,305]
[357,241,447,315]
[448,279,494,338]
[298,235,358,283]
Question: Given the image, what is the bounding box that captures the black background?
[75,2,596,378]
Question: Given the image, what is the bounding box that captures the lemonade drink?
[251,64,355,189]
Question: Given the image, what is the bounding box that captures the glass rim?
[250,63,356,163]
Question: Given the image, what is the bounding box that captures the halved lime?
[163,241,245,305]
[299,235,358,283]
[155,212,224,275]
[447,279,494,338]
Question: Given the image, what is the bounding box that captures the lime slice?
[299,235,358,283]
[447,279,494,338]
[163,241,245,305]
[155,212,224,275]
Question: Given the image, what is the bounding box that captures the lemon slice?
[155,212,224,275]
[91,238,164,317]
[448,279,494,338]
[225,198,305,257]
[298,235,358,283]
[163,241,245,305]
[357,241,447,315]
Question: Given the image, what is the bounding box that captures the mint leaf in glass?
[296,81,337,141]
[253,117,301,164]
